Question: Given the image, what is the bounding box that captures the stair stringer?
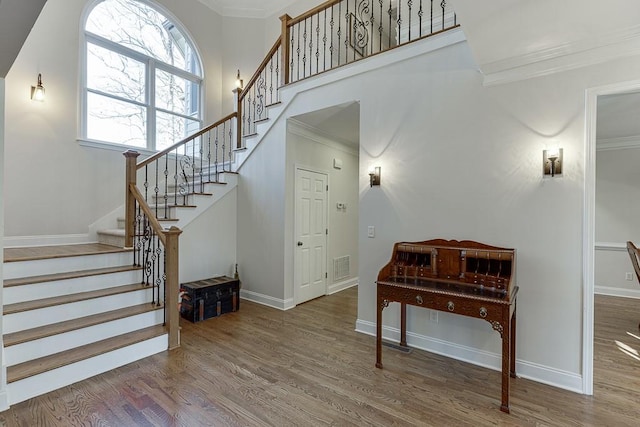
[233,27,465,172]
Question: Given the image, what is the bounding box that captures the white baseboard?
[4,234,92,248]
[328,278,358,295]
[595,286,640,299]
[355,319,584,394]
[240,289,295,311]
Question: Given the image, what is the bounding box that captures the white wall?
[0,77,9,410]
[287,120,359,294]
[179,189,237,283]
[4,0,223,240]
[237,28,640,393]
[595,145,640,297]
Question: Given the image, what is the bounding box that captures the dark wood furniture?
[626,241,640,329]
[376,239,518,413]
[180,276,239,323]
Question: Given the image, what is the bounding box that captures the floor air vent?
[333,255,350,280]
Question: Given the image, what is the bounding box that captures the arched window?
[82,0,202,150]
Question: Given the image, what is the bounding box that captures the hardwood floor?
[1,288,639,426]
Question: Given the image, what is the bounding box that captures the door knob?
[297,241,303,246]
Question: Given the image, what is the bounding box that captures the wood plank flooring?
[1,288,639,426]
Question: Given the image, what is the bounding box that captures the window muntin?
[83,0,202,150]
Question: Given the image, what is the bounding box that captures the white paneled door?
[295,168,328,304]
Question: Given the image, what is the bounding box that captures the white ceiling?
[597,92,640,141]
[0,0,47,77]
[291,102,360,148]
[197,0,297,18]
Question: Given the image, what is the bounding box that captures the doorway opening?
[288,102,360,305]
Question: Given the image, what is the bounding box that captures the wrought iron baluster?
[337,2,342,66]
[330,6,335,67]
[269,56,274,105]
[134,203,141,267]
[163,251,167,325]
[419,0,423,37]
[199,135,204,193]
[303,19,308,78]
[441,0,446,30]
[228,118,233,168]
[296,24,301,81]
[290,27,295,83]
[222,121,226,173]
[408,0,413,40]
[275,45,280,101]
[397,0,402,44]
[388,2,392,47]
[431,0,433,34]
[378,0,383,51]
[173,149,178,207]
[154,162,160,218]
[163,154,169,216]
[315,14,320,73]
[207,131,212,183]
[155,236,162,306]
[214,126,219,179]
[322,9,327,71]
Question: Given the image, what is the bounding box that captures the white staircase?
[97,170,238,248]
[3,244,167,405]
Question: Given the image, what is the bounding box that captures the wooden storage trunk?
[180,276,239,322]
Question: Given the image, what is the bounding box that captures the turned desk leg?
[510,304,517,378]
[400,302,407,347]
[500,315,511,414]
[376,294,383,369]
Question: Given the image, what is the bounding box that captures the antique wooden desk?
[375,239,518,413]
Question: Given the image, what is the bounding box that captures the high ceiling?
[0,0,47,77]
[197,0,297,18]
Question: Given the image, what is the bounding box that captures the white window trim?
[79,0,205,152]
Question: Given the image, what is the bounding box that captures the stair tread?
[4,303,163,347]
[4,244,132,263]
[4,265,141,288]
[4,282,150,315]
[97,229,125,236]
[7,325,167,383]
[153,192,213,198]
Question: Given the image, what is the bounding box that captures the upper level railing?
[124,0,458,349]
[237,0,457,148]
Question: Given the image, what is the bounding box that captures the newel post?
[123,150,140,248]
[280,14,291,86]
[163,226,182,350]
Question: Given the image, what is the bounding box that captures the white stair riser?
[96,232,125,247]
[7,334,168,405]
[4,288,156,334]
[3,270,141,305]
[5,310,164,366]
[3,252,132,280]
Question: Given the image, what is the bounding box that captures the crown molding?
[481,24,640,87]
[597,135,640,151]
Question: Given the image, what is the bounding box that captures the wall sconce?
[543,148,563,177]
[31,73,45,101]
[369,166,381,187]
[235,69,243,90]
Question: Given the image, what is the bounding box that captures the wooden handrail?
[287,0,342,27]
[129,183,169,246]
[137,112,237,169]
[238,38,282,103]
